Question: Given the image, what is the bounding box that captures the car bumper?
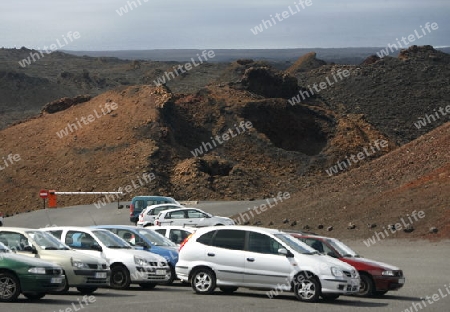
[320,276,360,295]
[175,265,189,282]
[69,269,110,287]
[373,275,406,291]
[130,266,170,283]
[19,274,67,293]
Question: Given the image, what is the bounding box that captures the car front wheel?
[0,272,21,302]
[110,265,131,289]
[358,274,375,296]
[293,274,321,302]
[191,268,216,294]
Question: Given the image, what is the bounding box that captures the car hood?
[106,247,167,262]
[317,254,357,271]
[40,249,105,264]
[4,252,62,268]
[344,257,400,271]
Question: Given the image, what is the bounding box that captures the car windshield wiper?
[44,246,58,250]
[342,254,355,258]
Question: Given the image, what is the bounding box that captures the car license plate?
[156,269,166,275]
[51,277,63,284]
[398,278,405,284]
[95,272,107,279]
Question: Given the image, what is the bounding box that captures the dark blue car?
[91,225,179,284]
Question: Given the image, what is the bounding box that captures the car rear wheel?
[77,287,98,294]
[191,268,216,294]
[110,265,131,289]
[23,292,46,300]
[139,283,157,289]
[0,272,21,302]
[293,274,321,302]
[219,286,238,294]
[358,273,375,296]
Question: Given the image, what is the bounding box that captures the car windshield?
[26,231,70,250]
[92,230,132,249]
[274,233,318,255]
[327,238,360,257]
[137,229,176,247]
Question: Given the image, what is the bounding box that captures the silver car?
[155,208,235,227]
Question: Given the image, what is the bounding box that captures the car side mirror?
[327,251,337,258]
[135,241,150,249]
[118,205,124,209]
[24,245,38,254]
[91,245,103,252]
[278,248,294,258]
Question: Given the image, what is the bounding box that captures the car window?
[212,229,245,250]
[169,229,191,244]
[248,232,283,254]
[197,230,216,246]
[115,230,138,246]
[0,231,30,251]
[66,231,99,250]
[134,200,145,210]
[304,238,334,255]
[48,230,63,240]
[154,229,166,236]
[167,210,185,219]
[187,209,206,218]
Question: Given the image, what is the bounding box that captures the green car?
[0,242,65,302]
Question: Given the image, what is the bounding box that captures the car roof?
[133,196,176,200]
[147,225,197,230]
[289,232,329,240]
[42,226,110,234]
[190,225,287,235]
[91,225,141,231]
[159,207,202,213]
[0,227,45,232]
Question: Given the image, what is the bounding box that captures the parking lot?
[2,202,450,311]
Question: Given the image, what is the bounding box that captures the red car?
[290,233,405,296]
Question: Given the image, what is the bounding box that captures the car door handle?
[207,253,215,257]
[246,258,255,262]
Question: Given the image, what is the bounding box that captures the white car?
[43,226,170,290]
[154,208,235,227]
[147,226,197,245]
[137,203,184,227]
[175,226,360,302]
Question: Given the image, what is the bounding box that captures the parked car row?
[0,222,405,303]
[0,225,178,301]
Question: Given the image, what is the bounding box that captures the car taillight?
[155,220,160,226]
[130,204,134,216]
[179,233,193,252]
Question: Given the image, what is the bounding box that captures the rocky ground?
[0,45,448,239]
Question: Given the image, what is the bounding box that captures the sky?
[0,0,449,50]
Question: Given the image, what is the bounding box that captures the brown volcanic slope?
[0,82,391,218]
[249,121,450,240]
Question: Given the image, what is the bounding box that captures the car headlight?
[134,256,149,266]
[71,258,89,269]
[331,267,344,277]
[382,270,395,276]
[28,267,47,274]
